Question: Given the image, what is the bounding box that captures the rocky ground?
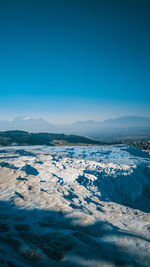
[0,145,150,267]
[132,141,150,155]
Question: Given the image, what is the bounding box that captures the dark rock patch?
[0,214,9,220]
[42,247,64,261]
[14,192,25,200]
[19,232,41,247]
[0,162,18,170]
[7,260,19,267]
[16,176,28,181]
[14,224,30,232]
[19,248,43,261]
[0,236,22,251]
[21,165,39,176]
[0,223,10,232]
[43,232,76,252]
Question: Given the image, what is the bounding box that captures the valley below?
[0,145,150,267]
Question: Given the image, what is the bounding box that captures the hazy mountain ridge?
[1,116,150,130]
[0,116,150,142]
[0,117,59,133]
[71,116,150,128]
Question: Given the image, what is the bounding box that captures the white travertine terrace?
[0,145,150,266]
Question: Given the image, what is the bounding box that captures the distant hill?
[99,116,150,127]
[68,116,150,129]
[0,117,58,133]
[0,131,101,146]
[0,116,150,142]
[66,116,150,142]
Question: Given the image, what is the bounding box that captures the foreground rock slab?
[0,145,150,267]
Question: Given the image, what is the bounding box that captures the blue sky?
[0,0,150,123]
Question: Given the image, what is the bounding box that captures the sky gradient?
[0,0,150,123]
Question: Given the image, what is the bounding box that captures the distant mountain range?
[0,116,150,142]
[0,117,58,133]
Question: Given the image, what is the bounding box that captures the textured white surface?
[0,145,150,266]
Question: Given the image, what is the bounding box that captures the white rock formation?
[0,145,150,266]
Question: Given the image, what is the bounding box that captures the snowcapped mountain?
[0,117,59,133]
[0,116,150,141]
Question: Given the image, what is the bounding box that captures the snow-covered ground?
[0,145,150,266]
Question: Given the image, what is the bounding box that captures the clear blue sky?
[0,0,150,123]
